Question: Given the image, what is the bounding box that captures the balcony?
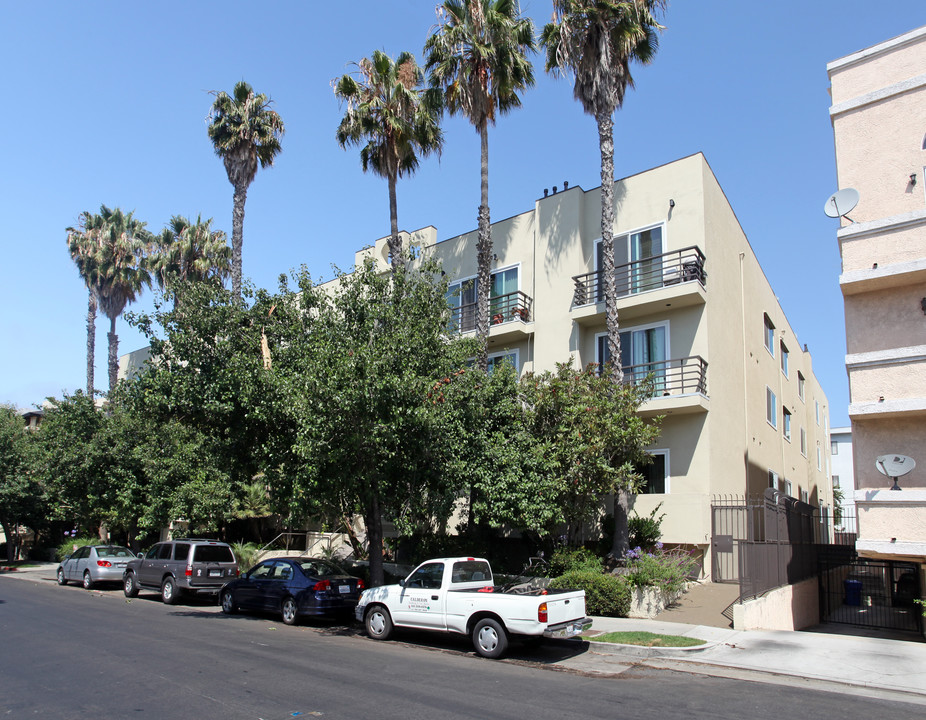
[621,355,710,417]
[572,246,707,325]
[448,290,534,344]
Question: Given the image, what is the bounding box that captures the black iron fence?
[572,245,706,307]
[621,355,708,397]
[448,290,533,334]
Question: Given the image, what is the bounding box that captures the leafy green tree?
[425,0,535,370]
[541,0,665,557]
[150,215,231,308]
[519,362,661,545]
[67,211,108,397]
[207,81,285,299]
[335,50,443,272]
[0,406,45,562]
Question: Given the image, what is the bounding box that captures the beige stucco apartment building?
[828,26,926,570]
[356,152,833,580]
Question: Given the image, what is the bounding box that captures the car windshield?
[298,559,347,578]
[96,546,133,558]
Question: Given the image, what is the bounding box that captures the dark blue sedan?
[219,557,364,625]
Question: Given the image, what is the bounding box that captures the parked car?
[57,545,135,589]
[122,539,238,604]
[220,557,364,625]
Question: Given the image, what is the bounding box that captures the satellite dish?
[876,454,915,491]
[824,188,859,220]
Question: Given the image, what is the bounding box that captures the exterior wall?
[829,427,856,526]
[829,25,926,564]
[354,153,831,580]
[732,577,820,631]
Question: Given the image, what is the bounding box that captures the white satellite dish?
[876,454,915,490]
[824,188,859,220]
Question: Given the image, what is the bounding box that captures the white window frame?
[768,469,779,489]
[782,407,792,442]
[815,400,820,426]
[798,371,805,402]
[594,320,671,370]
[594,222,668,273]
[817,446,823,471]
[486,348,519,375]
[764,314,775,358]
[800,427,807,457]
[783,478,792,497]
[640,448,670,494]
[766,386,777,429]
[780,341,789,378]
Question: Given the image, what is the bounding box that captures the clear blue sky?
[2,1,925,427]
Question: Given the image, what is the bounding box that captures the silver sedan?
[57,545,136,589]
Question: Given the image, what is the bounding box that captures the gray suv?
[123,539,238,604]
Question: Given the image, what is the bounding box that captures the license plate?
[116,563,126,568]
[339,585,350,594]
[209,569,223,578]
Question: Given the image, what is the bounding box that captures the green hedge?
[549,570,630,618]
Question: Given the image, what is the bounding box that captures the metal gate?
[819,557,923,634]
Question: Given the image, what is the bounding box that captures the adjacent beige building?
[356,152,833,580]
[828,26,926,569]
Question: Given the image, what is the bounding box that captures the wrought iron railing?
[448,290,533,334]
[619,355,708,397]
[572,245,706,307]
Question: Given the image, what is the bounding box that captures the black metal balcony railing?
[619,355,708,397]
[572,246,707,307]
[448,290,533,334]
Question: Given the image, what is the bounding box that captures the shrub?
[231,541,260,572]
[55,537,101,562]
[550,570,630,617]
[623,546,696,594]
[628,503,665,552]
[549,547,602,576]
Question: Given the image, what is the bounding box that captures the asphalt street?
[1,577,922,720]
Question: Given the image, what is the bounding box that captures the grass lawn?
[583,631,704,647]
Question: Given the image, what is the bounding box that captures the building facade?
[829,426,857,532]
[828,26,926,570]
[355,152,833,580]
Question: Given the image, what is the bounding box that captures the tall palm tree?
[335,50,443,273]
[425,0,534,370]
[67,211,107,397]
[541,0,665,560]
[95,205,152,396]
[207,81,285,299]
[150,214,231,306]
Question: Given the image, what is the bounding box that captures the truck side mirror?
[398,579,406,588]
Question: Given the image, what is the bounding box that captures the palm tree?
[335,50,443,273]
[150,214,231,306]
[425,0,535,370]
[207,81,285,299]
[95,206,152,396]
[541,0,665,560]
[67,211,107,397]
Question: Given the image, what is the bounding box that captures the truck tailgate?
[545,592,585,623]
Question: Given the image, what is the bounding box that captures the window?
[768,470,779,489]
[764,314,775,357]
[406,562,444,590]
[172,543,190,561]
[800,489,809,504]
[766,386,777,428]
[448,266,520,333]
[598,224,665,298]
[596,322,668,390]
[831,440,838,455]
[832,474,840,488]
[782,407,791,441]
[815,401,820,426]
[782,478,792,497]
[637,451,669,494]
[487,350,518,375]
[780,342,789,377]
[798,372,805,401]
[800,427,807,456]
[817,447,822,471]
[446,277,476,333]
[451,560,492,584]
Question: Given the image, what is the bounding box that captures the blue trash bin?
[844,579,862,606]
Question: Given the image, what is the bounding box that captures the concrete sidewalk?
[3,562,925,704]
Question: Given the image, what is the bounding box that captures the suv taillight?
[538,602,548,623]
[357,579,365,590]
[185,566,193,577]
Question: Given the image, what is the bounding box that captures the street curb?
[584,638,717,658]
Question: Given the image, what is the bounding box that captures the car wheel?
[82,571,94,590]
[221,590,237,615]
[123,572,139,598]
[364,605,394,641]
[161,577,179,605]
[472,618,508,659]
[281,597,298,626]
[56,567,67,586]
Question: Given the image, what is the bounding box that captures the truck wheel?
[161,577,179,605]
[364,606,394,641]
[123,572,138,598]
[472,618,508,659]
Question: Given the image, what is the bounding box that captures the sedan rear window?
[298,560,347,578]
[193,545,234,563]
[97,546,133,558]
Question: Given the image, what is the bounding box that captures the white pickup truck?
[355,557,592,658]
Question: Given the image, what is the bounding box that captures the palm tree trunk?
[387,173,404,273]
[86,291,96,397]
[599,108,632,561]
[475,122,491,372]
[231,181,248,299]
[107,315,118,398]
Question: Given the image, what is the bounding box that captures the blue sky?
[2,1,925,427]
